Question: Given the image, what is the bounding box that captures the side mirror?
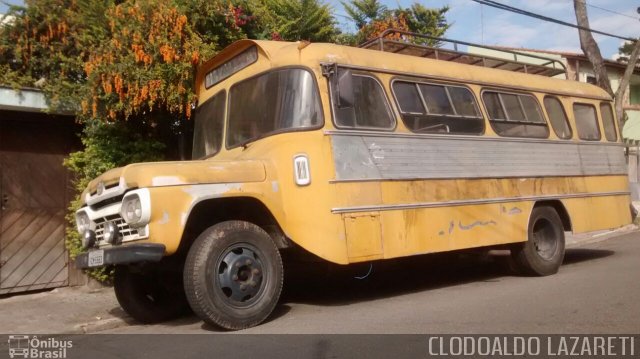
[336,69,354,109]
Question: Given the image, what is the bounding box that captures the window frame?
[225,66,325,150]
[192,90,227,160]
[390,77,485,135]
[542,95,573,140]
[481,88,550,139]
[572,102,602,141]
[329,69,397,131]
[599,102,618,142]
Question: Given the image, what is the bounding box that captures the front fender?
[144,182,285,255]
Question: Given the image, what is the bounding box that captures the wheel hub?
[217,246,264,303]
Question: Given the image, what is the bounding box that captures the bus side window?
[543,96,572,139]
[392,80,484,135]
[332,73,395,130]
[599,102,618,142]
[482,91,549,138]
[573,103,601,141]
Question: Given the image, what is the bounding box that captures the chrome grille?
[94,214,139,243]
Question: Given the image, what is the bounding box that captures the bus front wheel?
[183,220,283,330]
[113,265,190,323]
[511,206,565,276]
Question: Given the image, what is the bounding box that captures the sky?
[1,0,638,59]
[330,0,640,59]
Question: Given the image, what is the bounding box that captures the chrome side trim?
[331,191,630,214]
[324,129,625,147]
[328,173,629,184]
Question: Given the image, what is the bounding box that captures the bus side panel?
[561,194,632,233]
[379,202,531,259]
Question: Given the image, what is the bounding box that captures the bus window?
[482,91,549,138]
[192,91,226,159]
[483,92,506,120]
[543,96,572,139]
[332,73,395,129]
[394,82,425,114]
[600,102,618,141]
[448,86,480,117]
[500,93,527,122]
[227,68,323,148]
[419,84,455,115]
[573,103,601,141]
[392,80,483,134]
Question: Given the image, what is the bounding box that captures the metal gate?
[0,116,72,294]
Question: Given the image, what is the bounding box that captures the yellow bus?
[74,34,631,330]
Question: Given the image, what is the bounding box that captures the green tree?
[0,0,113,112]
[258,0,339,42]
[617,38,639,64]
[340,0,449,46]
[401,4,449,45]
[341,0,386,30]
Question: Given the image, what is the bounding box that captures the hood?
[82,160,266,204]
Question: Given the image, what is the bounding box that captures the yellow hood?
[82,160,266,202]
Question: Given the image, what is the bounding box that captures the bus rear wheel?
[183,220,283,330]
[511,206,565,276]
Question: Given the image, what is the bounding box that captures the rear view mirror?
[336,69,354,109]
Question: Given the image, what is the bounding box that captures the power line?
[586,2,640,21]
[470,0,635,41]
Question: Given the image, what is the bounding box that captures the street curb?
[566,224,639,248]
[73,317,130,334]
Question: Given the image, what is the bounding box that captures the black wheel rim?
[216,243,265,307]
[532,218,558,261]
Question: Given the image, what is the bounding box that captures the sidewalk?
[0,224,637,335]
[565,224,638,248]
[0,285,130,334]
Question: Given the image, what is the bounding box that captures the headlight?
[75,211,91,233]
[122,195,142,224]
[120,189,151,227]
[103,221,121,244]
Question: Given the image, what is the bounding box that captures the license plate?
[88,249,104,267]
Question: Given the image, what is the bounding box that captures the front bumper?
[75,243,166,269]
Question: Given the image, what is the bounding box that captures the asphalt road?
[104,231,640,334]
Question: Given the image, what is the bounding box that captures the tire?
[511,206,565,276]
[113,265,190,323]
[183,220,283,330]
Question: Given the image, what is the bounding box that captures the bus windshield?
[226,68,323,148]
[192,91,226,159]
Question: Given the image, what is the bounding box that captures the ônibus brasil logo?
[7,335,72,359]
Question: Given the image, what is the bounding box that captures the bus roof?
[197,39,612,101]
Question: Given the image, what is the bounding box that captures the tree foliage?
[0,0,112,112]
[617,39,639,64]
[257,0,339,42]
[340,0,449,46]
[341,0,386,30]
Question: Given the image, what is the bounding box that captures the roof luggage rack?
[359,29,567,78]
